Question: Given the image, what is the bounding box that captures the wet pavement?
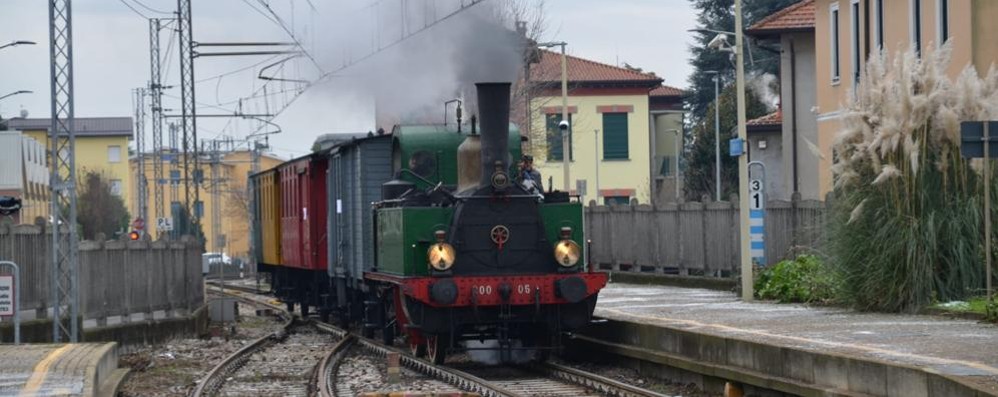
[594,284,998,382]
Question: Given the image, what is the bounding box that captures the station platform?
[0,342,124,397]
[589,283,998,396]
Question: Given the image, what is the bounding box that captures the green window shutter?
[602,112,629,159]
[545,114,572,162]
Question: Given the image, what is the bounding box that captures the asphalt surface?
[594,284,998,381]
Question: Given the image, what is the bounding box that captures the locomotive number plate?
[471,283,535,297]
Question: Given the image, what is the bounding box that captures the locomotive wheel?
[426,335,446,365]
[409,337,426,357]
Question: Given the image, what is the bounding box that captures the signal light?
[129,231,141,241]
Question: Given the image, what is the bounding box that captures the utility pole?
[150,18,167,236]
[735,0,753,301]
[168,122,178,210]
[48,0,80,342]
[177,0,200,238]
[133,87,147,225]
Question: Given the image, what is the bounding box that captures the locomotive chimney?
[475,82,512,187]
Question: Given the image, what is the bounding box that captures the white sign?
[750,179,763,192]
[750,191,765,210]
[576,179,587,197]
[336,199,343,214]
[0,276,13,316]
[157,217,174,231]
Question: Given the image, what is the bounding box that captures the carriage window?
[408,150,437,178]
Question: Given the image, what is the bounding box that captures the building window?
[602,113,629,160]
[194,200,204,218]
[851,0,861,85]
[170,170,181,184]
[830,3,841,83]
[545,114,573,162]
[911,0,922,56]
[873,0,884,50]
[110,179,123,196]
[107,145,121,163]
[604,196,630,205]
[937,0,948,46]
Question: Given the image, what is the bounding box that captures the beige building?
[0,131,49,224]
[130,149,283,259]
[518,50,684,205]
[814,0,998,194]
[748,0,821,200]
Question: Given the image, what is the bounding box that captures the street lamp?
[0,40,36,51]
[0,90,33,102]
[537,41,570,192]
[666,129,682,201]
[705,71,722,202]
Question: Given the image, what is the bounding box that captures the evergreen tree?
[685,0,800,125]
[683,83,770,201]
[77,170,130,240]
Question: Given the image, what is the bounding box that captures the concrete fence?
[586,194,827,276]
[0,224,204,328]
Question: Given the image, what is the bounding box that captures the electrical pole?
[735,0,753,301]
[150,18,166,236]
[48,0,79,342]
[177,0,200,239]
[168,122,179,236]
[133,87,147,226]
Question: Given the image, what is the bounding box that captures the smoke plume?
[318,1,529,130]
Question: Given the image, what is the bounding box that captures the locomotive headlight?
[428,243,456,271]
[553,239,581,267]
[428,229,456,271]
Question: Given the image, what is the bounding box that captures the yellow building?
[519,50,684,205]
[814,0,998,194]
[6,117,133,213]
[129,149,283,260]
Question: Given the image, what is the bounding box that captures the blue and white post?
[747,162,766,267]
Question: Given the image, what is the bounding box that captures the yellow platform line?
[19,344,73,396]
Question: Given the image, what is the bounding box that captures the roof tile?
[747,0,815,35]
[529,49,662,85]
[747,110,782,126]
[6,117,133,137]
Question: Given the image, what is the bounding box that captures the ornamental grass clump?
[829,44,998,313]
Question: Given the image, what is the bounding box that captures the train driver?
[519,155,542,193]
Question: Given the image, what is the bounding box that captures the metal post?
[48,0,80,342]
[594,129,600,203]
[735,0,753,301]
[560,43,570,192]
[674,130,681,201]
[714,74,721,202]
[150,18,166,237]
[0,261,20,344]
[211,140,223,293]
[133,88,147,225]
[177,0,200,239]
[986,122,992,299]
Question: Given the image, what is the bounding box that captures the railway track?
[203,281,674,397]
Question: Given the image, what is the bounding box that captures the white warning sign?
[0,276,13,316]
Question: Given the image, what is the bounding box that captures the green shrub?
[755,255,839,304]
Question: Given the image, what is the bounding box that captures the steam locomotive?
[250,82,608,363]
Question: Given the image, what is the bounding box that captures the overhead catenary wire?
[130,0,172,15]
[119,0,150,18]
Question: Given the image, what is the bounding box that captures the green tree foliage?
[77,170,130,240]
[686,0,800,124]
[682,83,769,201]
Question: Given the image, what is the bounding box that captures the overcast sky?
[0,0,696,159]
